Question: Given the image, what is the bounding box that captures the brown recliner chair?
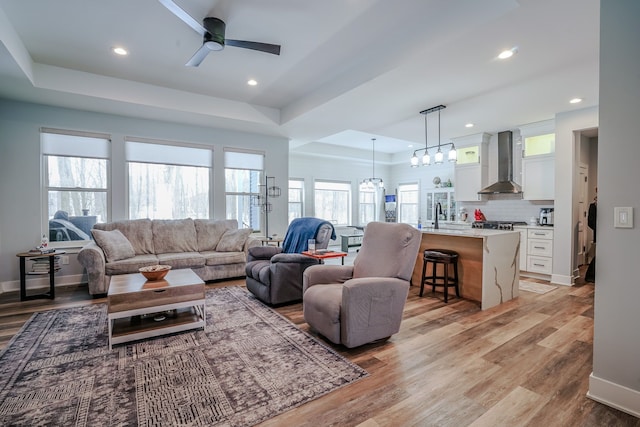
[302,221,421,348]
[245,218,335,305]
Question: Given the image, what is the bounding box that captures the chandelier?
[360,138,384,190]
[410,104,457,167]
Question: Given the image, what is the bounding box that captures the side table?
[301,250,348,265]
[15,250,65,301]
[261,237,284,247]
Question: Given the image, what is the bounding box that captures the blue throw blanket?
[282,217,336,253]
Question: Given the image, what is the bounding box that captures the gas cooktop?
[472,220,528,230]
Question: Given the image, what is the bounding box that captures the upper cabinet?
[519,120,555,201]
[523,133,555,157]
[426,188,456,223]
[454,133,490,201]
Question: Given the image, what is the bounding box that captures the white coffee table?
[107,269,206,349]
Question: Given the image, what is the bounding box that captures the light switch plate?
[614,207,633,228]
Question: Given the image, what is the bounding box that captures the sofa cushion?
[91,229,135,263]
[105,254,159,275]
[94,219,154,255]
[156,252,206,269]
[194,219,237,251]
[152,219,198,254]
[216,228,253,252]
[201,251,246,266]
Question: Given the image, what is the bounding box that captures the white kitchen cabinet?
[519,122,555,201]
[453,133,489,201]
[425,188,456,223]
[524,228,553,276]
[522,154,555,200]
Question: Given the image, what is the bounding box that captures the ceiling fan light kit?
[410,104,457,167]
[159,0,281,67]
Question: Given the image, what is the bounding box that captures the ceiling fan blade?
[226,39,281,55]
[158,0,206,36]
[185,44,211,67]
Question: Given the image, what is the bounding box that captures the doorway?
[574,128,598,278]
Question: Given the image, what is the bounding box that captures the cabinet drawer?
[527,239,553,257]
[528,229,553,240]
[527,256,552,274]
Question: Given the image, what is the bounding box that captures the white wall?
[588,0,640,416]
[289,149,391,228]
[0,99,289,290]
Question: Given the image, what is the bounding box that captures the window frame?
[313,180,351,226]
[358,187,376,225]
[397,182,419,225]
[125,137,213,220]
[288,178,305,224]
[224,149,265,231]
[41,128,111,248]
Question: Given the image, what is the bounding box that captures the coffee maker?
[539,208,554,226]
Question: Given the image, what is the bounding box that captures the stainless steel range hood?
[478,131,522,194]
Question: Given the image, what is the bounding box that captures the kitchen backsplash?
[459,196,553,223]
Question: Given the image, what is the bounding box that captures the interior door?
[577,164,588,265]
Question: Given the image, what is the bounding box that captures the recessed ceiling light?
[112,47,128,56]
[569,98,583,104]
[465,123,474,128]
[247,79,258,86]
[498,47,517,60]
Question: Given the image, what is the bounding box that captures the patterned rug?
[0,286,367,426]
[519,280,558,294]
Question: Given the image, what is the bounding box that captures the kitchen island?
[412,228,520,310]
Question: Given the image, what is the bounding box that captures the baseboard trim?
[1,274,85,294]
[550,273,573,286]
[587,373,640,418]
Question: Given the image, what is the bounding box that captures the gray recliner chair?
[302,221,421,348]
[245,218,336,305]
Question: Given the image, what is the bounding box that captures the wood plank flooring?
[0,271,638,426]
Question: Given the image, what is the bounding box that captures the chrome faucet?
[434,202,442,229]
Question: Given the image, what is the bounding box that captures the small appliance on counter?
[539,208,554,226]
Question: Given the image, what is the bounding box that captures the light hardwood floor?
[1,270,638,426]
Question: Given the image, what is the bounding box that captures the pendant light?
[409,104,457,167]
[360,138,384,189]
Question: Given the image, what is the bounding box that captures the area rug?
[0,286,367,426]
[519,280,558,294]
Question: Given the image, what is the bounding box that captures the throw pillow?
[194,219,237,251]
[215,228,253,252]
[92,229,136,263]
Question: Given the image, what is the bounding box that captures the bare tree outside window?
[314,181,350,226]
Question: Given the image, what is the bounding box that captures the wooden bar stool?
[420,249,460,303]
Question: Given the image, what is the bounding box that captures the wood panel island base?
[412,228,520,310]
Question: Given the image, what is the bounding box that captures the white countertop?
[420,228,519,237]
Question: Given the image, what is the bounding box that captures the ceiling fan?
[158,0,281,67]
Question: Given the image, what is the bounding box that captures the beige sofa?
[77,218,259,295]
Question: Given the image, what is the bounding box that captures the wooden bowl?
[139,265,171,281]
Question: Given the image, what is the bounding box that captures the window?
[359,188,376,225]
[225,150,263,230]
[314,181,350,226]
[126,139,211,220]
[398,183,419,225]
[288,179,304,223]
[42,129,110,244]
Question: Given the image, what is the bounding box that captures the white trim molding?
[1,274,85,295]
[551,273,573,286]
[588,373,640,418]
